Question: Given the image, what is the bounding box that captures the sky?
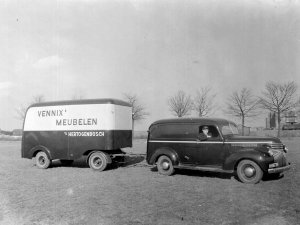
[0,0,300,131]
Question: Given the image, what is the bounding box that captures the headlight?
[283,145,288,153]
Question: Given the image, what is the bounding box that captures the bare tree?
[260,81,298,137]
[168,90,193,117]
[226,88,260,135]
[123,93,149,131]
[193,87,216,117]
[16,95,45,120]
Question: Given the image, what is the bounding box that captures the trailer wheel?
[35,151,51,169]
[88,152,108,171]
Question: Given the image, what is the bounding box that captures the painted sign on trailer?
[21,99,132,170]
[24,104,132,131]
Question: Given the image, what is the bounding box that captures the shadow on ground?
[50,158,88,168]
[150,166,285,183]
[150,166,233,180]
[49,154,146,170]
[119,154,145,167]
[262,173,284,181]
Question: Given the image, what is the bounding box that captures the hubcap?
[38,156,45,165]
[93,157,102,168]
[162,161,170,170]
[244,166,255,178]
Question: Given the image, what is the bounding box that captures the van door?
[196,141,225,166]
[196,125,226,167]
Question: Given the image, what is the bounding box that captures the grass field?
[0,138,299,225]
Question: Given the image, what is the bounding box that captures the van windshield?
[221,122,239,136]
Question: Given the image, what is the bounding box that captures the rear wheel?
[157,155,175,176]
[88,152,108,171]
[237,160,263,184]
[35,151,51,169]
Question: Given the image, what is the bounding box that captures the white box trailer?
[21,98,132,171]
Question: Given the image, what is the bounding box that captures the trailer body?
[21,99,132,165]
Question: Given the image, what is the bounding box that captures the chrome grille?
[273,152,287,167]
[270,143,284,150]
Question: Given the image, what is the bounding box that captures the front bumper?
[268,163,291,174]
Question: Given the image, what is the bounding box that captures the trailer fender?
[86,151,112,164]
[29,145,52,160]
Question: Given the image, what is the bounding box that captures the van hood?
[224,135,281,144]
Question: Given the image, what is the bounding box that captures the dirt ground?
[0,138,299,225]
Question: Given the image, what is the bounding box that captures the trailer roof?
[29,98,131,108]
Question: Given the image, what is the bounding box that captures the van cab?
[146,118,291,184]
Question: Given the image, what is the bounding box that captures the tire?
[35,151,51,169]
[60,160,74,166]
[157,155,175,176]
[237,160,263,184]
[88,152,108,171]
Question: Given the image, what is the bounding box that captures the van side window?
[199,125,220,140]
[150,124,198,139]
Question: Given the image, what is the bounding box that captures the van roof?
[150,118,234,126]
[29,98,131,108]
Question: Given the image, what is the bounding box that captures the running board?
[174,165,233,173]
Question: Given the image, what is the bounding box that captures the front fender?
[223,149,273,172]
[148,147,179,166]
[29,145,52,160]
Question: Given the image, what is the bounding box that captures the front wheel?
[35,151,51,169]
[88,152,108,171]
[157,155,175,176]
[237,160,263,184]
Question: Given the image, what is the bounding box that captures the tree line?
[167,81,299,137]
[16,81,300,137]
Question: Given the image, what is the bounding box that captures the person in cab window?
[199,126,212,140]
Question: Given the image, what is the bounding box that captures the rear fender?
[149,147,179,166]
